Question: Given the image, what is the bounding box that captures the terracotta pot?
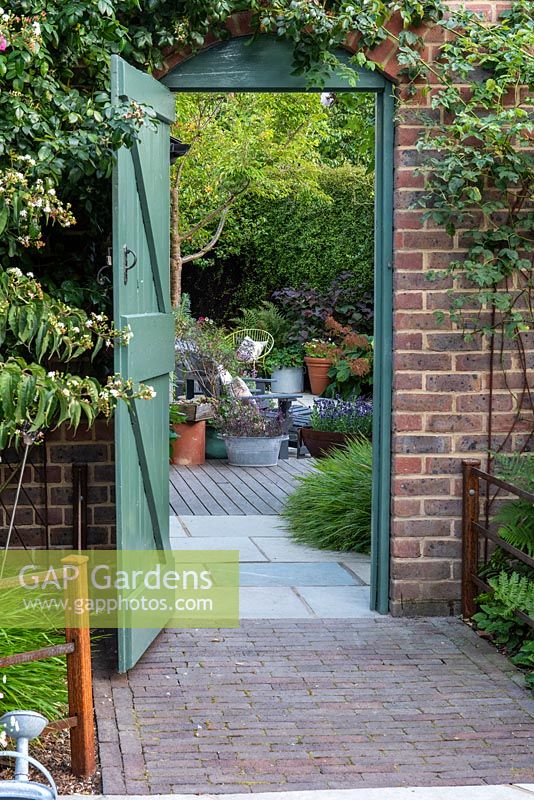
[304,356,333,396]
[171,420,206,465]
[300,427,354,458]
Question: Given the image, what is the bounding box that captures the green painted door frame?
[162,37,394,614]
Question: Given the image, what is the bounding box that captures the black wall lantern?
[170,136,191,164]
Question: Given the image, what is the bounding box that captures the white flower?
[32,21,41,36]
[72,326,80,333]
[109,389,119,398]
[85,320,93,328]
[61,388,70,397]
[26,271,33,277]
[47,371,56,378]
[20,210,27,218]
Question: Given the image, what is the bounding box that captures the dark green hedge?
[183,164,374,320]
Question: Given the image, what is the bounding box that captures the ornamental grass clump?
[282,437,372,553]
[0,629,67,720]
[311,397,373,438]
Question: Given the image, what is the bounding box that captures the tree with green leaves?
[170,91,332,306]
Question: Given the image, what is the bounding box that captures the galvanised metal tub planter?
[224,435,284,467]
[270,366,304,394]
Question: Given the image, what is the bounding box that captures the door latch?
[123,245,138,285]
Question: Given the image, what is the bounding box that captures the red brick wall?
[386,1,528,615]
[0,421,115,550]
[120,2,529,616]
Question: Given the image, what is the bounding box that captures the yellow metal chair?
[226,328,275,373]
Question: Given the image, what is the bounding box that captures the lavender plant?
[310,397,373,438]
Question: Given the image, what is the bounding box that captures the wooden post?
[461,459,481,619]
[62,555,96,778]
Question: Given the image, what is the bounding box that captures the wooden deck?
[169,458,317,516]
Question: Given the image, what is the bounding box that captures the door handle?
[123,245,138,285]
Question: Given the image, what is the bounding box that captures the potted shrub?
[216,401,284,467]
[300,397,373,458]
[265,346,304,394]
[169,404,206,465]
[303,340,338,395]
[323,317,373,400]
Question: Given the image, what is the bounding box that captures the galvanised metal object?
[0,711,57,800]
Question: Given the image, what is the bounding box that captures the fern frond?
[494,452,534,493]
[490,570,534,617]
[494,498,534,558]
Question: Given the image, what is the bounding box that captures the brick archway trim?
[153,10,423,83]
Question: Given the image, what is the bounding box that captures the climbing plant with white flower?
[0,268,154,448]
[0,359,155,449]
[1,268,132,362]
[0,158,76,254]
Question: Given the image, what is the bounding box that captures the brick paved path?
[93,618,534,795]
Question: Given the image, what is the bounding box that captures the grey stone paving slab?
[253,536,370,566]
[170,536,267,562]
[345,560,371,585]
[239,562,362,587]
[296,585,377,617]
[180,514,288,538]
[170,515,188,537]
[240,587,312,618]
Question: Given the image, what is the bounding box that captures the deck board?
[169,457,316,516]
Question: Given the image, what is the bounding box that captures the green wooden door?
[111,55,175,672]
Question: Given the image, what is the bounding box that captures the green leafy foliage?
[512,641,534,691]
[0,268,130,364]
[186,165,374,318]
[1,0,442,307]
[495,500,534,559]
[0,357,155,449]
[230,302,292,351]
[474,450,534,691]
[0,629,67,720]
[416,3,534,446]
[264,345,303,372]
[282,437,372,553]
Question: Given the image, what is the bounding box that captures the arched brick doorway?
[156,27,395,615]
[155,11,486,618]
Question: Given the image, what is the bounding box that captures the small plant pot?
[224,435,284,467]
[171,420,206,465]
[270,366,304,394]
[300,427,354,458]
[205,426,227,459]
[304,356,333,396]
